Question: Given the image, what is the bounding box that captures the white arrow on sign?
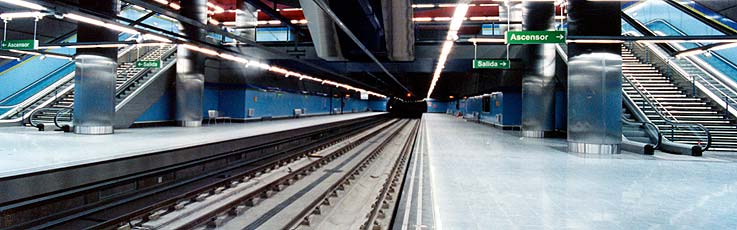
[556,34,564,40]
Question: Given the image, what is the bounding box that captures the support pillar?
[73,0,119,134]
[235,0,258,39]
[176,0,207,127]
[566,0,622,154]
[520,2,556,138]
[499,1,522,33]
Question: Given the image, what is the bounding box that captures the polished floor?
[422,113,737,230]
[0,112,385,178]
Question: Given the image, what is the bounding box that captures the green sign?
[473,59,510,69]
[506,31,565,44]
[1,39,38,50]
[135,60,161,68]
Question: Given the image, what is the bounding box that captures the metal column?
[566,0,622,154]
[73,0,119,135]
[520,2,556,138]
[176,0,207,127]
[235,0,258,39]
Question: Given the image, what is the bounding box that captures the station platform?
[409,113,737,229]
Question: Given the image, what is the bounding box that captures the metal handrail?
[0,61,74,106]
[630,40,737,117]
[115,45,176,97]
[54,107,73,128]
[622,74,712,150]
[28,107,66,127]
[621,114,663,149]
[626,73,679,121]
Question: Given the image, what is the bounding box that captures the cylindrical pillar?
[566,0,622,154]
[520,2,556,138]
[176,0,207,127]
[499,1,522,33]
[235,0,258,39]
[73,0,119,134]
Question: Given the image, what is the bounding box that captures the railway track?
[0,118,387,230]
[133,119,419,230]
[2,118,418,230]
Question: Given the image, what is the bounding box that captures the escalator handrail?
[622,74,712,151]
[53,107,73,129]
[621,114,663,149]
[0,61,74,106]
[644,18,737,76]
[114,45,177,97]
[663,0,737,35]
[28,107,66,127]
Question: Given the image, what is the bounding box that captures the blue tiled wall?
[369,98,388,111]
[137,84,375,123]
[425,99,448,113]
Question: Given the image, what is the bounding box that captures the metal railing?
[622,74,711,150]
[623,23,737,118]
[115,45,177,98]
[621,113,663,149]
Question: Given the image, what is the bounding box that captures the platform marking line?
[416,126,424,229]
[425,119,443,230]
[401,127,421,230]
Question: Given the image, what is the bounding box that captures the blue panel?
[502,92,522,126]
[203,86,220,117]
[135,88,174,122]
[554,90,567,131]
[425,99,447,113]
[369,98,388,112]
[218,89,246,118]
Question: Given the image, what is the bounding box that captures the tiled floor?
[422,113,737,229]
[0,112,385,178]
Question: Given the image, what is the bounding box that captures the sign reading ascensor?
[1,40,38,50]
[135,60,161,68]
[473,59,510,69]
[506,31,565,44]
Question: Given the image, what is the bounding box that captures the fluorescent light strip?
[0,12,47,20]
[180,44,386,98]
[426,3,469,99]
[467,38,506,43]
[0,0,47,10]
[0,55,20,61]
[65,13,141,35]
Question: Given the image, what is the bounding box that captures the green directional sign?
[473,59,510,69]
[506,31,565,44]
[135,60,161,68]
[1,39,38,50]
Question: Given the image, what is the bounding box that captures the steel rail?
[171,119,403,230]
[1,117,384,230]
[284,120,411,229]
[363,119,420,230]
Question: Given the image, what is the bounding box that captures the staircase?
[25,45,176,126]
[622,46,737,152]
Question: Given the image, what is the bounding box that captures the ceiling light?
[0,12,46,20]
[0,0,47,10]
[64,13,105,26]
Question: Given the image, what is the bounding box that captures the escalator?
[0,6,179,129]
[621,0,737,152]
[22,44,177,129]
